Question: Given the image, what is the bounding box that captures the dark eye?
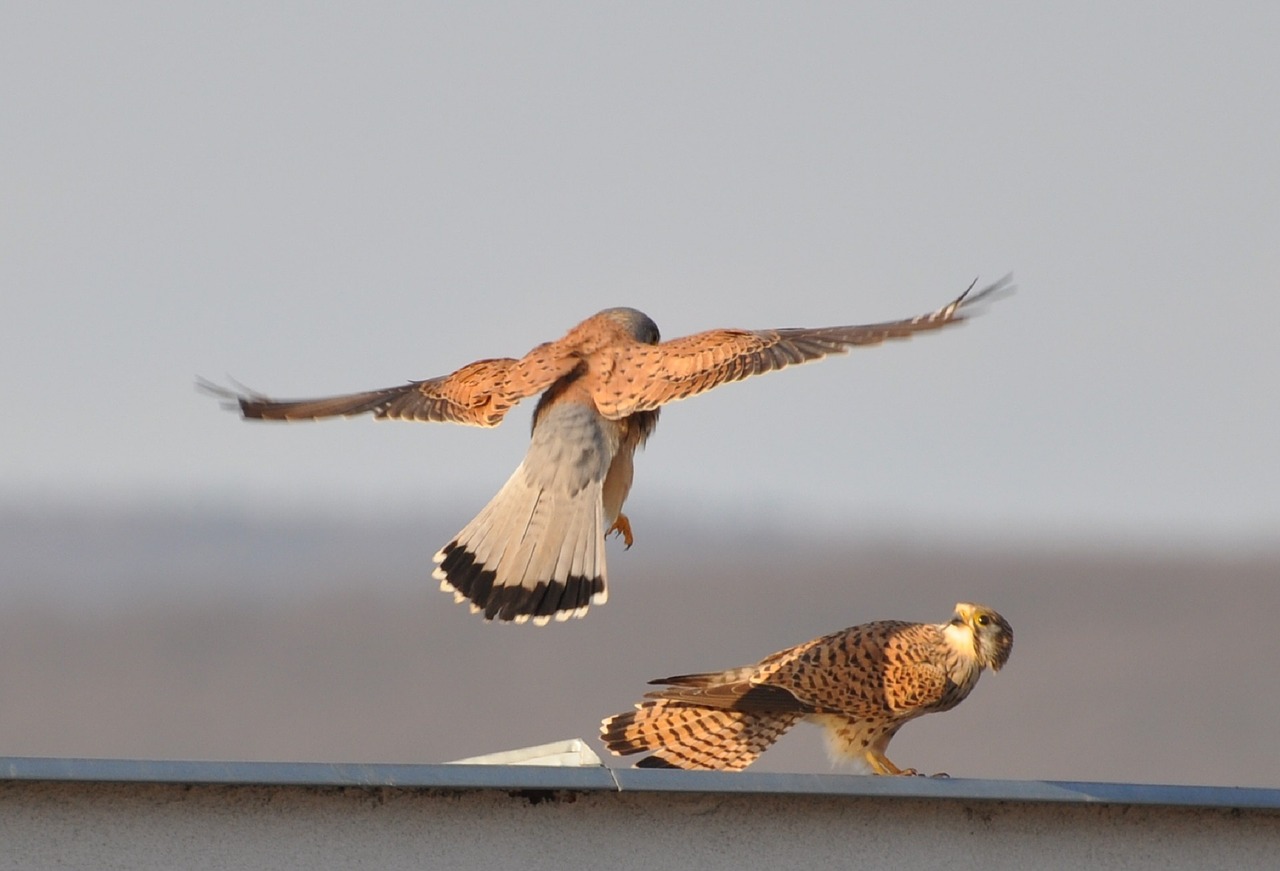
[977,614,990,627]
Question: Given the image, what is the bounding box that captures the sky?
[3,3,1279,548]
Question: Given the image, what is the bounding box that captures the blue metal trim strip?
[3,757,1277,811]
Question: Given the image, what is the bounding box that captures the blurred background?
[2,4,1277,786]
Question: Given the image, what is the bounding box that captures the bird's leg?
[607,514,635,549]
[865,751,922,777]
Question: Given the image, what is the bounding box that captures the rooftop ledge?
[3,753,1278,812]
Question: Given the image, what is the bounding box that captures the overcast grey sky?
[4,3,1278,546]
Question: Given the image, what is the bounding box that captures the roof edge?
[3,756,1277,811]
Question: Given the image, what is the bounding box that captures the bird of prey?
[202,276,1011,626]
[600,602,1012,774]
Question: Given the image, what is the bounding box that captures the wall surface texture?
[2,780,1276,871]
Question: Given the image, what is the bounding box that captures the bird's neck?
[941,621,983,677]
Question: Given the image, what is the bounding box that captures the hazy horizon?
[2,504,1276,789]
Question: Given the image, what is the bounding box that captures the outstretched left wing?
[594,275,1013,418]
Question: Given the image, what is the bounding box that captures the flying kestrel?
[202,276,1011,625]
[600,602,1013,774]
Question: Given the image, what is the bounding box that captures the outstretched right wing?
[199,346,581,428]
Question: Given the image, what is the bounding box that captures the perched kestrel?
[600,603,1012,774]
[202,277,1011,626]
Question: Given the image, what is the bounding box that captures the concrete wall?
[3,778,1277,871]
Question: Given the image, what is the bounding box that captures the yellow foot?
[866,751,920,777]
[607,514,635,549]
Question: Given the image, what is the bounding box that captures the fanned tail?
[600,700,800,771]
[433,462,607,624]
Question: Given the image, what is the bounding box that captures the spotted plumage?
[201,277,1011,625]
[600,603,1012,774]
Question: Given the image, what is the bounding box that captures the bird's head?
[597,307,661,345]
[949,602,1013,672]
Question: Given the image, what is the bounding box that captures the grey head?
[598,307,661,345]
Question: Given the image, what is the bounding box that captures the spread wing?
[199,344,580,428]
[595,275,1012,418]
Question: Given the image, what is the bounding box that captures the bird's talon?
[607,515,635,549]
